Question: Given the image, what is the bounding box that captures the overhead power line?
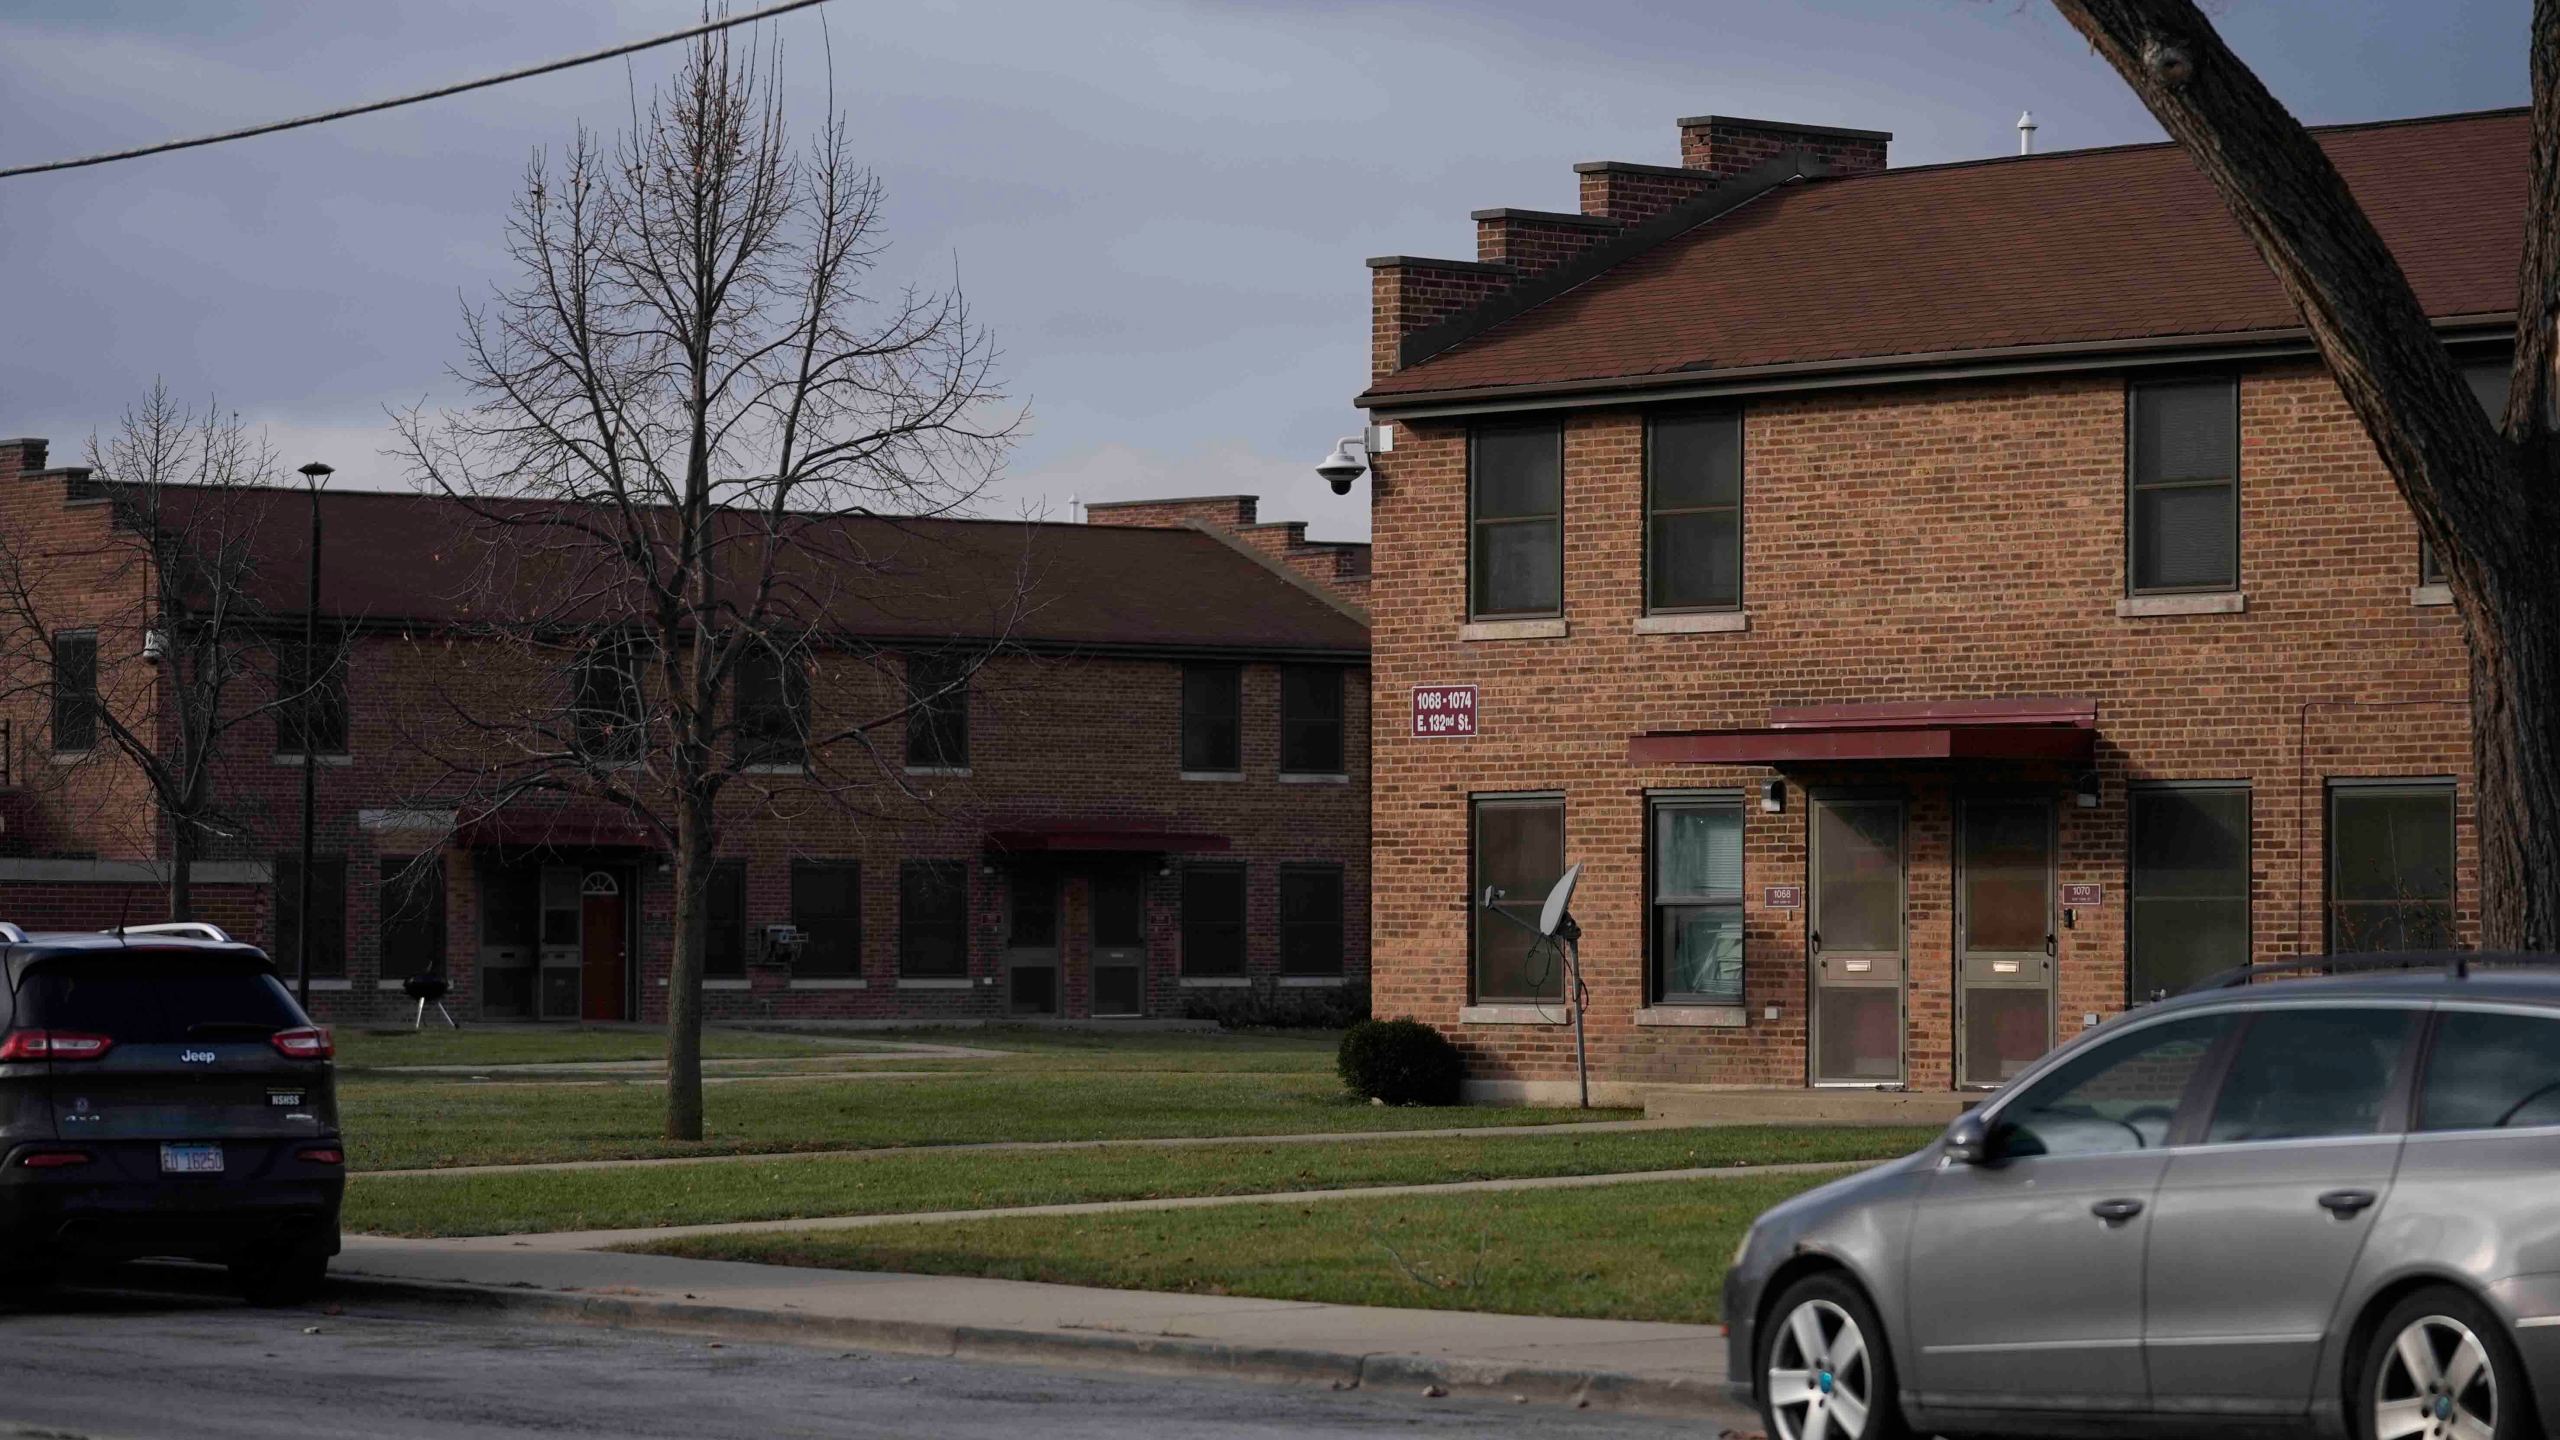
[0,0,832,182]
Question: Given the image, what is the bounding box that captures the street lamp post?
[294,461,333,1010]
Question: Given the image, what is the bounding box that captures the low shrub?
[1178,976,1371,1030]
[1336,1017,1464,1106]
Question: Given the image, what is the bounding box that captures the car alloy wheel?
[1766,1297,1875,1440]
[2374,1313,2498,1440]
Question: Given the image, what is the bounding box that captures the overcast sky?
[0,0,2530,542]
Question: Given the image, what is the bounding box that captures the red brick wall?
[1370,259,1518,380]
[1085,496,1260,531]
[1474,212,1626,277]
[1678,117,1888,179]
[1364,364,2471,1094]
[0,880,265,938]
[1575,164,1715,225]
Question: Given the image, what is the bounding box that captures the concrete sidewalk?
[325,1237,1749,1424]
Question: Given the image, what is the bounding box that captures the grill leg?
[413,996,428,1031]
[435,1000,458,1030]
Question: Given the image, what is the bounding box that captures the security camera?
[1314,425,1391,495]
[1316,443,1367,495]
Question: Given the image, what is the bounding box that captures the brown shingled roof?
[153,487,1366,657]
[1361,109,2526,403]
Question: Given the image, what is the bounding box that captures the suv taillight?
[0,1030,116,1062]
[270,1027,332,1060]
[18,1149,92,1169]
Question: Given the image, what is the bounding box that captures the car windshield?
[13,951,307,1044]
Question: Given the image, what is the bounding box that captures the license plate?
[160,1143,223,1174]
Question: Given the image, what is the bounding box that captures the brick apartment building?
[0,454,1371,1026]
[1350,109,2515,1101]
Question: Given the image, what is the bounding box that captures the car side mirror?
[1943,1110,1992,1166]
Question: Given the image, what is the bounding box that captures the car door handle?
[2318,1188,2378,1217]
[2090,1197,2146,1224]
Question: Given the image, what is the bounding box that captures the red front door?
[580,878,627,1021]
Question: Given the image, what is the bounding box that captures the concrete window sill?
[1179,976,1249,988]
[1180,770,1245,783]
[789,977,868,990]
[1634,610,1749,636]
[741,763,808,776]
[1277,772,1351,785]
[896,977,973,990]
[1635,1005,1748,1029]
[305,979,353,992]
[1460,1003,1571,1025]
[702,978,751,991]
[271,752,354,767]
[1277,974,1347,987]
[375,978,429,992]
[904,765,972,778]
[1459,618,1568,642]
[49,751,92,766]
[2116,592,2245,618]
[2412,583,2454,608]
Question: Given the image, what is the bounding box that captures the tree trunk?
[663,793,713,1142]
[2051,0,2560,952]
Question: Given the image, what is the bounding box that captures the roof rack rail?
[0,923,25,945]
[2178,950,2560,996]
[106,921,234,943]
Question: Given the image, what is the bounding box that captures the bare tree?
[398,26,1018,1139]
[2045,0,2560,950]
[0,382,322,921]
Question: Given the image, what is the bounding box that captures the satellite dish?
[1538,863,1583,938]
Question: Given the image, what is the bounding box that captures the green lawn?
[633,1170,1852,1324]
[345,1125,1933,1236]
[335,1026,861,1071]
[340,1071,1642,1171]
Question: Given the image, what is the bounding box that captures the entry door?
[1089,869,1146,1018]
[1810,797,1906,1085]
[1005,872,1060,1016]
[1957,798,2057,1087]
[579,871,627,1021]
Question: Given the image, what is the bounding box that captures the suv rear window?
[13,952,308,1044]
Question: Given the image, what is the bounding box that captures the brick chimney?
[1087,495,1370,610]
[1084,495,1259,532]
[1677,115,1890,180]
[1365,256,1518,380]
[1,437,51,478]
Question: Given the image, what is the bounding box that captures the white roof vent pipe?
[2018,110,2039,155]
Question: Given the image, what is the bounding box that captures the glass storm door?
[1089,869,1146,1018]
[1957,798,2057,1087]
[1005,872,1060,1017]
[1810,797,1906,1085]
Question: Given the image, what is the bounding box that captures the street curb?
[291,1266,1754,1424]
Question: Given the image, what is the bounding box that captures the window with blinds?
[1646,411,1743,614]
[2128,378,2240,594]
[1650,795,1744,1005]
[1470,421,1563,620]
[2129,785,2251,1001]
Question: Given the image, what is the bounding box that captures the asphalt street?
[0,1283,1710,1440]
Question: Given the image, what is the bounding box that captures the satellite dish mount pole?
[1483,863,1591,1110]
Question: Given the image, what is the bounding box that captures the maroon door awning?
[1628,698,2098,766]
[985,822,1232,855]
[454,801,660,852]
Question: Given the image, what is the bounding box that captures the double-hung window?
[1278,864,1345,976]
[2128,785,2252,1000]
[2422,360,2512,586]
[378,856,447,982]
[1645,411,1743,613]
[1471,795,1565,1003]
[272,855,348,980]
[898,860,969,978]
[1469,421,1563,620]
[1180,664,1242,774]
[573,635,646,766]
[905,652,971,771]
[1649,795,1744,1005]
[702,861,746,976]
[50,631,96,754]
[734,644,809,769]
[2327,780,2456,953]
[2128,377,2240,595]
[1180,862,1248,977]
[791,861,861,977]
[1278,666,1344,776]
[275,637,348,758]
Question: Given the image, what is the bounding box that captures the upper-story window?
[274,637,348,758]
[1180,663,1242,775]
[2422,359,2511,586]
[905,652,971,771]
[1278,666,1344,776]
[50,631,97,754]
[572,635,646,766]
[1469,420,1563,620]
[1646,410,1742,614]
[2127,377,2239,595]
[734,642,809,769]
